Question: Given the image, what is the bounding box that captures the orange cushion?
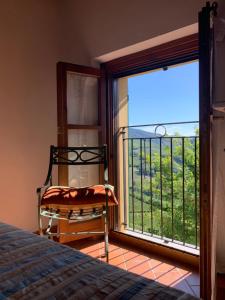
[41,185,118,206]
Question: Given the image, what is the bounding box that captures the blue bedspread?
[0,223,197,299]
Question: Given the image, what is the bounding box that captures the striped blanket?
[0,222,197,299]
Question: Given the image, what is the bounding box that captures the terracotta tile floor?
[67,237,200,298]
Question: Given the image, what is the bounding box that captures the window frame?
[100,33,213,297]
[57,62,103,185]
[101,33,198,191]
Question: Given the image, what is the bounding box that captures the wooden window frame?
[57,62,102,145]
[198,4,212,300]
[101,33,198,186]
[101,33,212,299]
[101,34,199,231]
[57,62,103,185]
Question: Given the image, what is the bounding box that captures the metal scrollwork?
[52,146,105,165]
[154,124,167,137]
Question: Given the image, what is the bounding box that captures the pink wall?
[61,0,205,65]
[0,0,205,231]
[0,1,60,231]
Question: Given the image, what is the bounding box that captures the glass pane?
[67,72,98,125]
[68,129,99,187]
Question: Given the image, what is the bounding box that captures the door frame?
[102,33,199,185]
[198,2,217,299]
[101,32,211,299]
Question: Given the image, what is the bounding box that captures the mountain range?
[128,128,160,139]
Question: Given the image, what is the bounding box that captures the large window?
[102,34,199,251]
[116,61,199,251]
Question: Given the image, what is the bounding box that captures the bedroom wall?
[0,0,205,231]
[0,0,88,231]
[61,0,205,65]
[0,0,59,231]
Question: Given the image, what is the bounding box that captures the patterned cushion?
[41,185,118,206]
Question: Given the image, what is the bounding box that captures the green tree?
[128,135,199,247]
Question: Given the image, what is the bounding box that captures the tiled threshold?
[123,229,200,256]
[66,236,200,298]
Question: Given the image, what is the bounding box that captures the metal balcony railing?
[121,121,199,249]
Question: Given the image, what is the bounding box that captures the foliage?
[127,134,199,247]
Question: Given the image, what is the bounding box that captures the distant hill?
[128,128,160,139]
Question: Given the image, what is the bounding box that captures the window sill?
[110,229,199,269]
[122,229,199,256]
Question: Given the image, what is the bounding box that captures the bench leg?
[104,212,109,263]
[39,207,44,236]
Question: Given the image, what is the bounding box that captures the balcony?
[120,121,199,254]
[67,236,200,297]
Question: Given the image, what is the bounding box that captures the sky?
[128,61,199,135]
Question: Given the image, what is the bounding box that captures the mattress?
[0,222,197,299]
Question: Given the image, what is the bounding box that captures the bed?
[0,222,197,299]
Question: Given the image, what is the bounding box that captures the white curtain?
[68,129,99,187]
[67,72,98,125]
[66,72,99,187]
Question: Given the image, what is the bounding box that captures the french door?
[199,3,218,299]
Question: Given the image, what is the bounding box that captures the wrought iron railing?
[121,121,199,249]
